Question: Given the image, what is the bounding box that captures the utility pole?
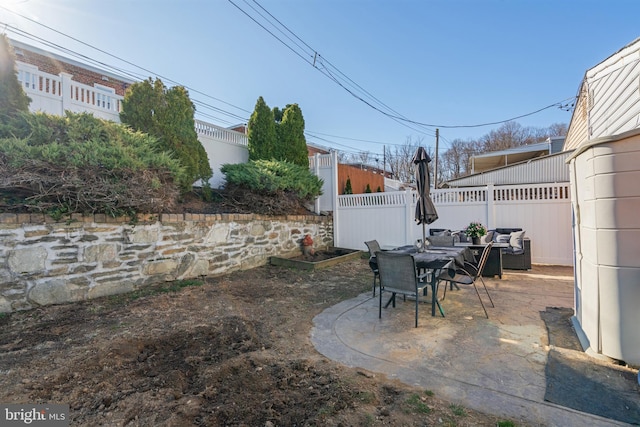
[383,145,386,177]
[434,128,439,188]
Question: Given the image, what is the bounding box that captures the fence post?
[486,184,495,229]
[405,188,413,243]
[314,153,321,214]
[332,150,339,247]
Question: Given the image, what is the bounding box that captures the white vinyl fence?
[309,151,338,213]
[334,183,573,266]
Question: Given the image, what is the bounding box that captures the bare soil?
[0,257,509,426]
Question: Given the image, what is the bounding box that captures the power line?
[4,17,386,153]
[229,0,574,132]
[2,22,252,126]
[2,5,568,156]
[0,7,252,118]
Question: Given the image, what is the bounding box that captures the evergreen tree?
[278,104,308,166]
[0,35,31,120]
[120,78,212,192]
[247,96,276,161]
[344,177,353,194]
[365,183,372,193]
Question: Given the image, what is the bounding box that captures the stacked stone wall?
[0,213,332,313]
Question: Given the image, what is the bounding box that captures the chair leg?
[436,299,445,317]
[384,293,396,308]
[372,273,377,297]
[415,294,419,328]
[478,277,495,307]
[472,283,489,318]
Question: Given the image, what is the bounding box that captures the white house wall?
[564,82,590,150]
[195,120,249,189]
[565,38,640,150]
[446,151,572,187]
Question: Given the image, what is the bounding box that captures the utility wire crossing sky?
[1,0,639,159]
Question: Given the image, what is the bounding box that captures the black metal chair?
[376,251,430,328]
[427,235,455,247]
[364,240,383,297]
[436,242,495,318]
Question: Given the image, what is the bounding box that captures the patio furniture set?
[365,239,497,327]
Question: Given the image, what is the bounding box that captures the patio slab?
[312,265,638,426]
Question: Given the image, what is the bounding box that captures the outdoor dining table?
[384,245,474,317]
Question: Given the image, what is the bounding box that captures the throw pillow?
[480,230,494,244]
[494,233,511,243]
[510,231,526,251]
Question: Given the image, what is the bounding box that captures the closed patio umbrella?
[412,147,438,246]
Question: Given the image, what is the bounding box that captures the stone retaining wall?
[0,213,333,313]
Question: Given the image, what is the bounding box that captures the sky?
[1,0,639,162]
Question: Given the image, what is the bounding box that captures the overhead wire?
[0,6,252,119]
[232,0,574,132]
[2,4,569,159]
[230,0,437,139]
[5,19,387,158]
[3,22,252,126]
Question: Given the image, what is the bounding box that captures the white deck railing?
[195,120,248,146]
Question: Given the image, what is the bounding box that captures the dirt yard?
[0,257,512,426]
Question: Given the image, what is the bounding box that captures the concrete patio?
[312,265,638,426]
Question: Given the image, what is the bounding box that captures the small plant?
[424,389,434,397]
[404,393,432,414]
[449,403,467,417]
[497,421,516,427]
[47,205,70,221]
[465,221,487,238]
[365,183,372,193]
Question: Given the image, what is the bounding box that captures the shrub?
[0,112,184,216]
[219,160,323,215]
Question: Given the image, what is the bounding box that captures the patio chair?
[376,251,430,328]
[364,240,383,297]
[427,235,455,247]
[437,242,495,318]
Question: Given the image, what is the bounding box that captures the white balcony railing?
[16,62,123,122]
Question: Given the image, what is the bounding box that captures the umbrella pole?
[422,222,426,247]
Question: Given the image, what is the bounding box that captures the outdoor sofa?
[430,227,531,270]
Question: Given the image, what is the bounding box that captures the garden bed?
[270,247,362,270]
